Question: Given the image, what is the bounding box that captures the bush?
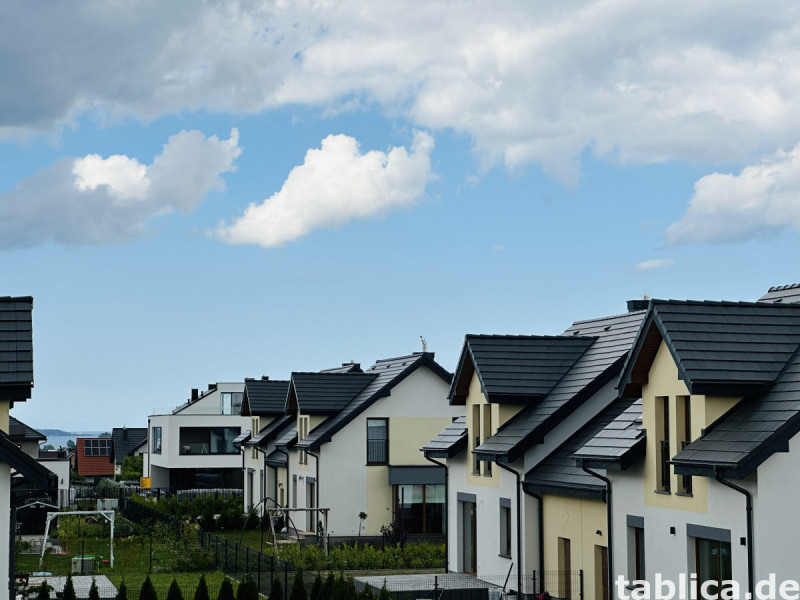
[217,578,235,600]
[139,576,158,600]
[89,580,100,600]
[63,576,77,600]
[322,574,335,600]
[236,575,259,600]
[310,573,323,600]
[167,580,184,600]
[194,575,210,600]
[268,578,283,600]
[116,581,129,600]
[35,581,51,600]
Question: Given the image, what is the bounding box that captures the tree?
[41,444,55,451]
[139,576,158,600]
[89,579,101,600]
[99,432,112,438]
[321,574,335,600]
[167,579,184,600]
[120,455,144,480]
[63,576,77,600]
[289,569,307,600]
[217,578,235,600]
[116,580,129,600]
[35,581,51,600]
[67,439,76,450]
[377,582,391,600]
[194,575,210,600]
[236,575,258,600]
[310,573,323,600]
[268,578,283,600]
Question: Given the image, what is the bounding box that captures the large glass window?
[84,439,112,456]
[367,418,388,464]
[696,538,732,594]
[394,484,445,535]
[179,427,240,454]
[221,392,243,415]
[151,427,162,454]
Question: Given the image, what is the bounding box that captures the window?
[251,418,259,459]
[179,427,240,454]
[677,396,692,494]
[696,538,732,594]
[84,439,112,456]
[298,416,310,465]
[367,418,388,465]
[499,500,512,557]
[221,392,243,415]
[633,527,645,579]
[655,396,671,493]
[151,427,162,454]
[394,484,445,534]
[471,405,481,474]
[483,405,493,476]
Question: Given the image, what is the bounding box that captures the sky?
[4,1,800,431]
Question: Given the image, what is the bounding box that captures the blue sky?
[3,1,800,430]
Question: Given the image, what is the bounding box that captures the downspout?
[521,488,545,592]
[307,450,321,535]
[715,469,754,597]
[425,455,449,570]
[495,461,522,595]
[579,461,613,593]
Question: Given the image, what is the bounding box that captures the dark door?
[462,501,477,574]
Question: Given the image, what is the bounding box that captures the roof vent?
[627,296,650,313]
[191,388,199,403]
[261,376,269,380]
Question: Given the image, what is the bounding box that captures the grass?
[106,572,232,598]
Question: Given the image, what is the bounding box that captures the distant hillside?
[39,428,74,437]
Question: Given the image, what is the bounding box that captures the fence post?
[532,571,537,596]
[434,576,439,597]
[579,569,584,600]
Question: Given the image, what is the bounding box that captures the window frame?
[151,427,162,455]
[499,500,512,557]
[366,417,389,465]
[393,483,445,535]
[84,438,112,457]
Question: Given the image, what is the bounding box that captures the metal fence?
[532,570,584,600]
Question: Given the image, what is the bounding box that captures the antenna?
[420,336,428,352]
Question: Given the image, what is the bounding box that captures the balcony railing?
[659,440,671,492]
[367,439,387,464]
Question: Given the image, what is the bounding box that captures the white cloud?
[217,131,433,247]
[636,258,674,271]
[6,2,800,182]
[0,128,240,248]
[666,145,800,245]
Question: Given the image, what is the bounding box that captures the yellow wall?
[464,372,522,487]
[365,465,392,535]
[641,341,741,512]
[297,414,328,473]
[390,417,454,465]
[542,495,608,600]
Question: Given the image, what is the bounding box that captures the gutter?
[495,461,522,595]
[579,461,613,594]
[521,486,545,593]
[715,469,754,597]
[424,454,449,569]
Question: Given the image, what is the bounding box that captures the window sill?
[498,553,512,559]
[482,472,494,478]
[471,471,481,476]
[653,490,672,495]
[676,492,693,498]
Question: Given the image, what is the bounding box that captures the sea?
[41,431,105,449]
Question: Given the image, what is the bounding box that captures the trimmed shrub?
[139,576,158,600]
[269,578,283,600]
[63,576,77,600]
[167,579,184,600]
[236,575,259,600]
[117,581,129,600]
[35,581,51,600]
[194,575,210,600]
[289,568,307,600]
[310,573,323,600]
[89,580,100,600]
[217,578,235,600]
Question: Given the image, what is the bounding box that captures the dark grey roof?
[297,353,452,451]
[250,415,295,447]
[573,399,645,470]
[449,335,595,404]
[111,427,148,465]
[619,300,800,398]
[422,416,467,458]
[265,449,288,467]
[287,372,377,415]
[0,296,33,402]
[759,283,800,304]
[475,310,646,462]
[672,349,800,479]
[523,398,635,499]
[320,362,363,374]
[275,426,298,449]
[9,416,45,442]
[243,378,290,416]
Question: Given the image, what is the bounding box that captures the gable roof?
[111,427,148,465]
[619,300,800,398]
[573,399,645,470]
[0,296,34,403]
[759,283,800,304]
[320,362,363,374]
[243,378,290,416]
[422,416,467,459]
[296,352,452,451]
[672,349,800,479]
[250,414,295,447]
[9,416,45,443]
[475,309,646,463]
[286,372,377,415]
[1,429,57,490]
[448,335,595,404]
[523,398,636,500]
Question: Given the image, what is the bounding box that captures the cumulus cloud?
[636,258,674,271]
[6,2,800,181]
[0,129,240,247]
[217,131,433,247]
[666,145,800,245]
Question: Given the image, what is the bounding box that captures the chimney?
[261,376,269,381]
[208,383,217,391]
[191,388,199,402]
[627,296,651,313]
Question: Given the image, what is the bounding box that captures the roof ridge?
[768,283,800,292]
[372,352,427,365]
[568,310,647,327]
[652,298,800,308]
[465,333,595,340]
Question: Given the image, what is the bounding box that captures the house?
[280,352,460,539]
[75,436,115,480]
[240,376,290,513]
[9,416,71,509]
[111,427,147,476]
[0,296,58,596]
[423,302,646,595]
[145,382,248,489]
[574,295,800,595]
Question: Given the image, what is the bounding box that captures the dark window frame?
[151,427,162,454]
[367,418,389,465]
[393,483,445,535]
[84,438,112,457]
[178,426,241,455]
[499,501,512,557]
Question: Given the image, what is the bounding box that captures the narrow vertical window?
[367,418,388,464]
[677,396,692,494]
[151,427,162,454]
[483,404,493,476]
[655,396,671,493]
[471,405,481,474]
[634,527,645,579]
[499,499,511,557]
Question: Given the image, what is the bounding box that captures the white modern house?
[424,303,646,598]
[145,382,248,489]
[574,292,800,596]
[280,352,460,539]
